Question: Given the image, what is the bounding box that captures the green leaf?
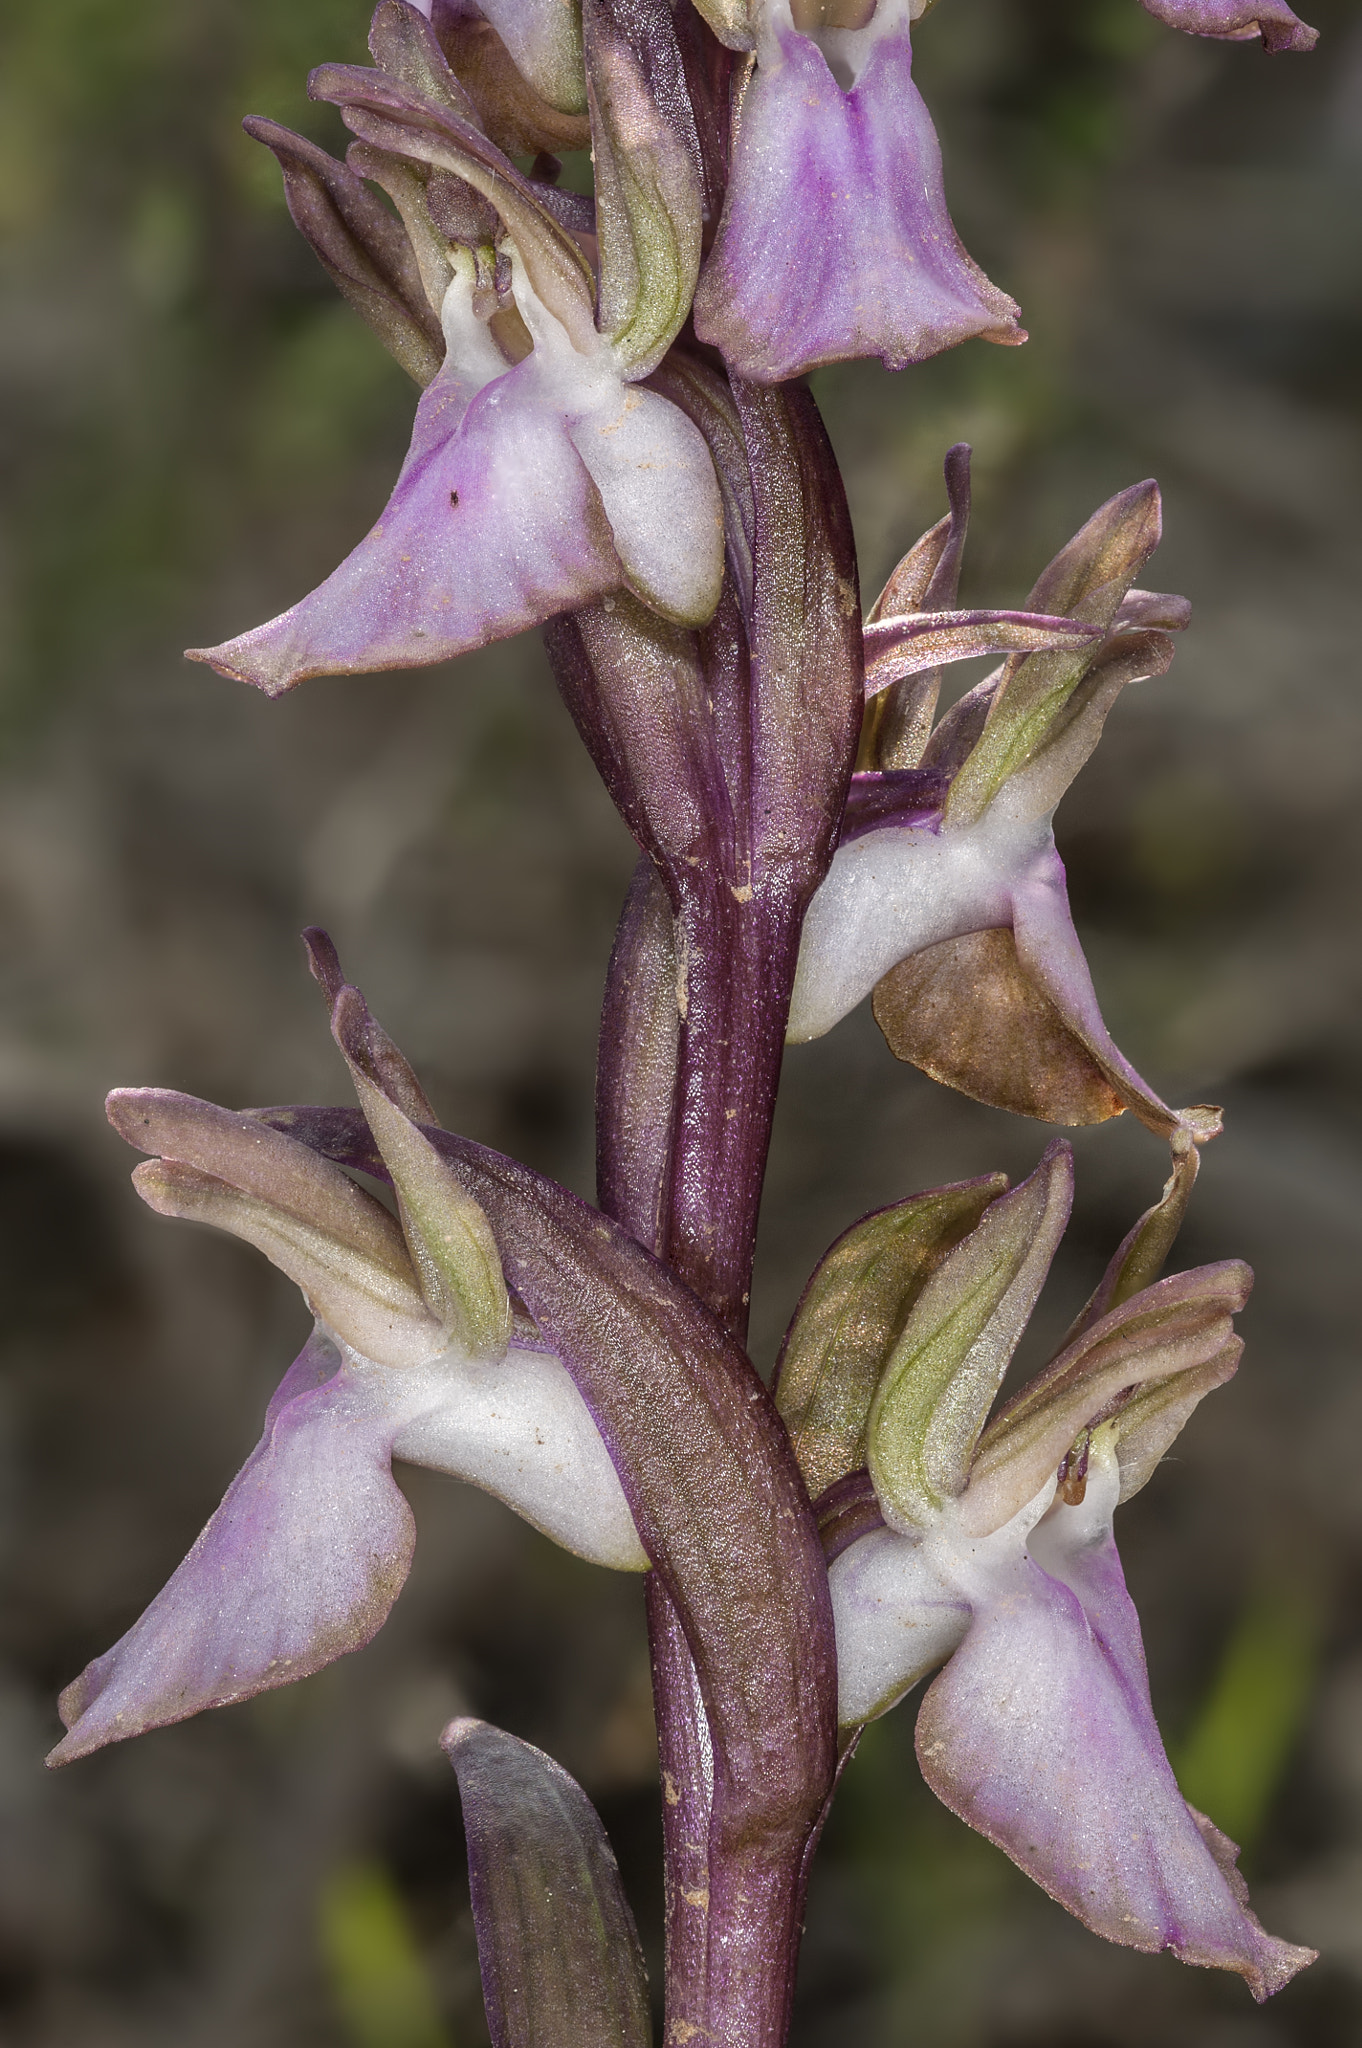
[774,1176,1007,1501]
[443,1718,652,2048]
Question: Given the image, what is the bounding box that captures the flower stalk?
[47,0,1325,2039]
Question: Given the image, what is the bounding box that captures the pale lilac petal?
[394,1343,648,1570]
[787,811,1018,1042]
[693,6,1022,380]
[828,1524,970,1726]
[189,348,621,696]
[50,1330,419,1762]
[1138,0,1317,49]
[565,384,724,626]
[916,1531,1315,1998]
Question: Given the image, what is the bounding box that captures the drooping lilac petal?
[1138,0,1317,50]
[443,1718,651,2048]
[189,327,621,695]
[50,1329,417,1762]
[916,1509,1315,1997]
[50,1319,649,1765]
[693,3,1023,381]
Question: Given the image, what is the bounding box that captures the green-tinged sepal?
[323,975,511,1362]
[944,481,1165,826]
[775,1174,1008,1499]
[442,1718,651,2048]
[866,1142,1073,1532]
[130,1158,443,1370]
[584,0,703,375]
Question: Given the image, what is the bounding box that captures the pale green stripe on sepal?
[943,482,1163,827]
[866,1141,1072,1532]
[585,0,703,376]
[775,1174,1007,1501]
[350,1072,512,1362]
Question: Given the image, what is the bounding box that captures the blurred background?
[1,0,1360,2040]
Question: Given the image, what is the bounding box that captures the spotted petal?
[189,326,621,696]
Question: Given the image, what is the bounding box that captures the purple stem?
[578,375,861,2045]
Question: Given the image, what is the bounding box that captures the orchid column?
[47,0,1323,2043]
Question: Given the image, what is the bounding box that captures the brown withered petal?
[871,928,1128,1127]
[774,1175,1007,1500]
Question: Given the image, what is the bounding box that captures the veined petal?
[1137,0,1317,50]
[960,1263,1250,1535]
[132,1157,444,1369]
[394,1342,648,1569]
[933,1441,1318,1999]
[692,2,1022,381]
[188,308,621,694]
[49,1329,421,1763]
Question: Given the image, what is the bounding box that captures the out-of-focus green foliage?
[319,1859,454,2048]
[0,0,409,749]
[1175,1580,1322,1855]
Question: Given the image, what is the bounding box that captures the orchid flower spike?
[49,955,645,1767]
[189,0,721,696]
[800,1142,1315,2000]
[690,0,1024,381]
[789,470,1218,1146]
